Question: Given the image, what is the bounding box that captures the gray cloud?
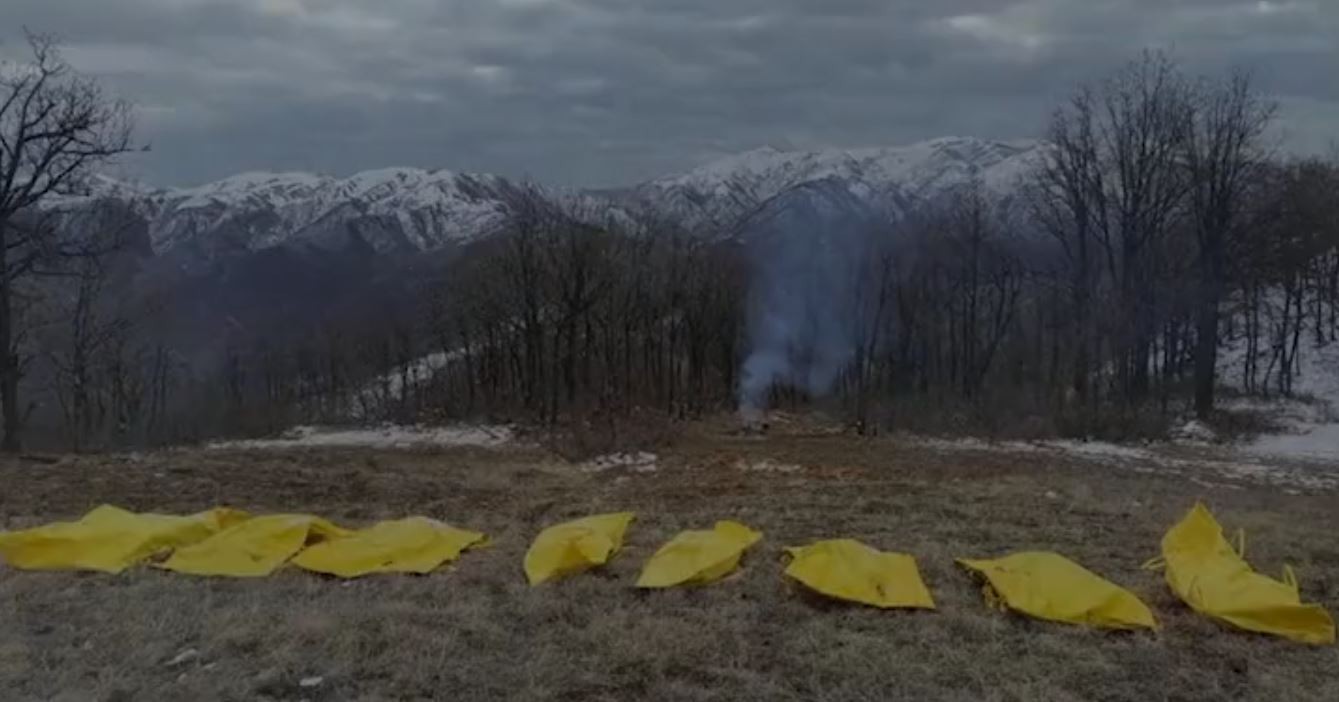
[4,0,1336,187]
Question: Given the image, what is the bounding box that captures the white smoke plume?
[737,181,881,417]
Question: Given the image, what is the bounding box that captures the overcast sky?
[4,0,1336,188]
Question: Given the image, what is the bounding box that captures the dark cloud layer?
[4,0,1336,187]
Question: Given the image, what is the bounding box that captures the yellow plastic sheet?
[1151,503,1335,645]
[783,539,935,609]
[637,520,762,588]
[292,517,486,578]
[0,504,249,574]
[525,512,635,585]
[161,514,349,577]
[959,552,1157,630]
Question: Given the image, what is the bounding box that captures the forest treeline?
[4,40,1338,450]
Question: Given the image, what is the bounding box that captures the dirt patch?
[2,433,1338,701]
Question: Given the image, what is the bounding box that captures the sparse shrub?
[1201,408,1286,442]
[1055,404,1173,442]
[540,407,682,463]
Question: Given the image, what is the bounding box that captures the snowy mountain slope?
[626,137,1043,234]
[50,168,536,258]
[46,136,1043,260]
[1216,295,1339,462]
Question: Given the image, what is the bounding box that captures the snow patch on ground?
[907,436,1042,453]
[1041,440,1153,461]
[575,452,659,474]
[1204,458,1339,491]
[910,436,1150,463]
[209,424,514,450]
[734,458,803,474]
[912,433,1339,491]
[1247,425,1339,464]
[1219,323,1339,462]
[908,435,1144,462]
[1172,420,1217,443]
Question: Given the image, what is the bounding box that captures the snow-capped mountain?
[624,136,1042,235]
[50,136,1042,261]
[27,136,1047,383]
[54,167,542,259]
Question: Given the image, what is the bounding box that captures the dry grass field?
[2,421,1338,701]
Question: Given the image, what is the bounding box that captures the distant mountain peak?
[54,135,1040,259]
[628,136,1042,235]
[68,165,526,258]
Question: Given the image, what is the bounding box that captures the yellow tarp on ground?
[959,552,1157,630]
[0,505,249,574]
[161,514,349,577]
[525,512,635,585]
[292,517,486,578]
[783,539,935,609]
[637,520,762,588]
[1153,503,1335,645]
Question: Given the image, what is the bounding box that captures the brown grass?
[2,425,1338,701]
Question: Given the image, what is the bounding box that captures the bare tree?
[46,241,130,449]
[1031,85,1106,406]
[1096,52,1194,399]
[0,32,137,450]
[1182,71,1276,418]
[1031,51,1193,408]
[1235,160,1339,397]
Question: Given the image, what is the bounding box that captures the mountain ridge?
[53,135,1045,258]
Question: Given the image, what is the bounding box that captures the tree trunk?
[0,229,19,453]
[1193,282,1220,419]
[1194,238,1225,419]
